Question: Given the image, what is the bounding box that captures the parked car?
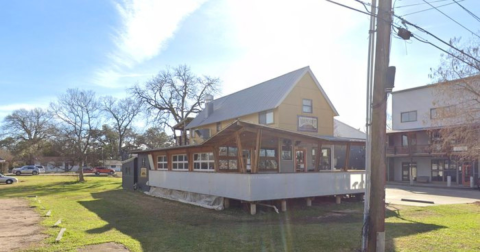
[93,167,115,175]
[0,173,17,184]
[76,167,96,174]
[36,165,46,173]
[11,165,43,175]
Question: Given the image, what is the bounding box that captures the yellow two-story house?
[124,66,365,214]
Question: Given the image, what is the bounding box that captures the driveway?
[386,184,480,206]
[0,198,46,251]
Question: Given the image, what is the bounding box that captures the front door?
[295,149,306,172]
[463,163,472,186]
[402,162,417,182]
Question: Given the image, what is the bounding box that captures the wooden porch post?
[277,138,282,173]
[213,146,219,172]
[187,150,193,172]
[235,132,245,173]
[344,143,351,171]
[316,141,322,171]
[253,129,262,174]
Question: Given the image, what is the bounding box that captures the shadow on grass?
[0,178,118,198]
[79,190,447,252]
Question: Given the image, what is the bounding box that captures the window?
[259,148,278,170]
[302,99,312,113]
[401,111,417,122]
[282,145,292,160]
[218,147,238,170]
[195,129,211,140]
[402,133,416,147]
[259,111,274,125]
[216,122,222,132]
[172,154,188,170]
[320,148,331,170]
[431,105,456,119]
[157,155,167,170]
[193,153,214,171]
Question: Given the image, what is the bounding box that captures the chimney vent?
[205,94,214,118]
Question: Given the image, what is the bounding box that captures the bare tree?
[50,89,100,182]
[130,65,220,142]
[1,108,53,164]
[430,36,480,160]
[102,97,142,160]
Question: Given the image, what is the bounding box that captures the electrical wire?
[453,0,480,23]
[412,34,480,71]
[402,1,465,17]
[394,15,480,65]
[421,0,480,39]
[350,0,480,66]
[396,0,453,9]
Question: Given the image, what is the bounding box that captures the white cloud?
[95,0,207,88]
[211,0,370,129]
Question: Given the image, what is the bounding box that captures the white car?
[11,165,43,175]
[0,173,18,184]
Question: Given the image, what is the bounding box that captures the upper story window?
[216,122,222,132]
[401,133,416,147]
[195,129,211,140]
[157,155,167,170]
[259,111,274,125]
[401,111,417,123]
[431,105,456,119]
[172,154,188,170]
[302,99,312,113]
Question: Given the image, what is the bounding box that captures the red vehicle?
[93,167,115,175]
[77,167,96,174]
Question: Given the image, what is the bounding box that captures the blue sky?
[1,0,479,131]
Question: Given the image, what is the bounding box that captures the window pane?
[266,112,274,124]
[201,153,207,160]
[194,154,199,160]
[303,99,312,106]
[229,147,238,157]
[229,160,237,169]
[219,147,227,156]
[219,160,228,169]
[194,163,200,169]
[259,113,266,124]
[266,149,275,157]
[173,156,177,161]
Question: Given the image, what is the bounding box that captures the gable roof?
[334,119,366,139]
[186,66,338,129]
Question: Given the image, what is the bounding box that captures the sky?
[1,0,479,132]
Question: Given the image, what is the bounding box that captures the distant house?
[123,67,366,214]
[387,78,479,187]
[103,160,123,172]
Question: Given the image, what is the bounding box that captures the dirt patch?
[0,198,46,252]
[78,242,130,251]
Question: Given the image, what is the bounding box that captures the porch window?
[320,148,331,170]
[157,155,167,170]
[218,147,238,170]
[259,148,278,170]
[302,99,312,113]
[172,154,188,170]
[259,111,274,125]
[193,153,214,171]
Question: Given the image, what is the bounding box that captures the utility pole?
[368,0,392,251]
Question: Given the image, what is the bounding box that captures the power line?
[396,0,452,9]
[402,1,465,17]
[351,0,480,66]
[453,0,480,23]
[327,0,480,71]
[421,0,480,39]
[394,15,480,65]
[412,34,480,71]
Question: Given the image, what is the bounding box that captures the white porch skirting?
[145,187,224,210]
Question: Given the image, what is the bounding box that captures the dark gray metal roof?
[187,66,338,129]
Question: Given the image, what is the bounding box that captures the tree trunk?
[78,159,85,182]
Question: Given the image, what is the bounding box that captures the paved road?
[386,184,480,206]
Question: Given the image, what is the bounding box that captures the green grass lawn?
[0,176,479,252]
